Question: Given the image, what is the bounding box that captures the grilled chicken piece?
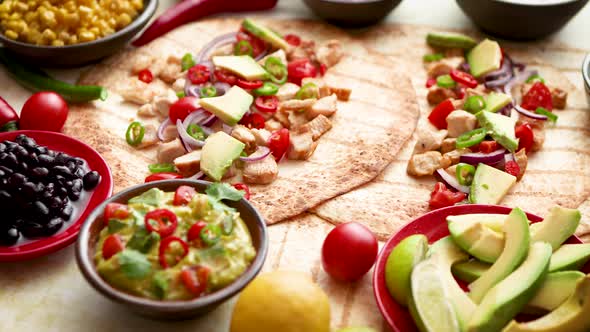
[300,114,332,140]
[441,138,457,154]
[288,111,309,129]
[276,83,301,101]
[288,40,316,62]
[279,99,317,112]
[288,131,318,160]
[407,151,451,176]
[153,90,179,118]
[317,40,343,68]
[427,86,457,105]
[157,138,186,164]
[138,103,157,117]
[443,148,471,165]
[446,110,477,138]
[426,57,463,78]
[265,119,283,132]
[131,54,154,74]
[514,149,528,180]
[302,77,331,98]
[273,111,291,128]
[328,86,351,101]
[137,124,159,149]
[159,63,181,84]
[231,125,256,151]
[531,125,545,152]
[307,94,337,119]
[120,79,156,105]
[251,128,272,146]
[172,78,186,93]
[243,155,278,184]
[174,150,202,177]
[412,126,448,154]
[161,124,178,142]
[550,87,567,110]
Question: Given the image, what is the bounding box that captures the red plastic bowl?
[0,130,113,261]
[373,204,589,332]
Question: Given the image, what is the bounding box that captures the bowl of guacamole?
[76,180,267,319]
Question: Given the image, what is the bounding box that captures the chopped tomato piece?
[214,69,238,85]
[239,112,265,129]
[187,221,207,247]
[429,182,466,210]
[287,58,317,85]
[169,97,200,123]
[145,172,183,183]
[504,160,520,177]
[284,34,301,46]
[173,185,197,206]
[102,234,124,260]
[268,128,290,161]
[236,79,263,90]
[180,265,210,297]
[515,123,534,153]
[319,63,327,76]
[427,99,455,130]
[521,82,553,111]
[479,141,500,154]
[450,69,478,88]
[104,203,130,225]
[232,183,251,200]
[187,64,211,85]
[138,69,153,84]
[254,96,279,113]
[425,77,436,88]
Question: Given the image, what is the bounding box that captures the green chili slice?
[526,74,545,84]
[221,216,234,235]
[456,127,486,149]
[234,40,253,57]
[187,124,206,141]
[181,53,195,71]
[253,82,279,96]
[464,95,486,113]
[176,91,186,98]
[296,82,318,100]
[423,53,444,62]
[200,224,221,246]
[264,56,288,85]
[200,86,217,98]
[535,107,558,123]
[436,74,456,88]
[126,121,145,146]
[148,163,176,173]
[456,163,476,186]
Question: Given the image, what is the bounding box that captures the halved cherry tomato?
[450,69,478,88]
[159,236,189,268]
[104,203,130,225]
[479,141,500,154]
[187,221,207,244]
[287,58,317,85]
[268,128,290,161]
[232,183,251,200]
[180,265,210,297]
[237,29,267,57]
[173,185,197,206]
[429,182,466,210]
[187,64,210,85]
[521,82,553,111]
[254,95,279,113]
[169,97,200,123]
[455,87,466,99]
[236,79,263,90]
[284,34,301,46]
[145,172,183,183]
[504,160,520,177]
[425,77,436,88]
[145,209,178,238]
[239,112,265,129]
[214,69,238,85]
[515,123,534,153]
[102,234,124,260]
[319,63,327,76]
[428,99,455,130]
[138,69,153,84]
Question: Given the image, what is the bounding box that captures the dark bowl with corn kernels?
[0,0,158,67]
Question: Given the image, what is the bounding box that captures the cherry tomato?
[478,141,500,154]
[187,221,207,243]
[236,79,263,90]
[138,69,153,83]
[169,97,200,123]
[173,185,197,206]
[321,222,378,282]
[102,234,124,260]
[180,265,210,297]
[145,209,178,238]
[287,58,317,85]
[504,160,520,177]
[254,96,279,113]
[20,92,69,132]
[450,69,478,88]
[515,123,534,153]
[425,77,436,88]
[268,128,290,161]
[232,183,251,200]
[429,182,466,210]
[284,34,301,46]
[521,82,553,111]
[187,64,211,85]
[237,29,267,57]
[103,203,130,225]
[427,99,455,130]
[214,69,238,85]
[145,172,183,183]
[239,112,265,129]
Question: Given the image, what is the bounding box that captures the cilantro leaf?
[127,227,159,253]
[118,249,152,279]
[107,219,127,234]
[206,183,244,202]
[152,271,169,299]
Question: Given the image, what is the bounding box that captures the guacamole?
[95,184,256,300]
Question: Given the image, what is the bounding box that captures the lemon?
[230,270,330,332]
[385,234,429,306]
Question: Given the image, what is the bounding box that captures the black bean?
[47,196,62,209]
[12,145,28,160]
[83,171,100,190]
[8,173,26,188]
[0,165,12,176]
[22,182,38,198]
[0,152,17,168]
[74,167,85,179]
[52,165,72,178]
[57,186,68,199]
[3,141,17,152]
[31,167,49,178]
[34,146,48,155]
[33,201,50,216]
[0,143,5,153]
[61,204,73,221]
[27,152,38,165]
[38,154,55,166]
[0,227,19,246]
[15,134,36,147]
[54,153,72,165]
[66,161,76,172]
[45,218,64,235]
[18,162,28,173]
[21,222,44,238]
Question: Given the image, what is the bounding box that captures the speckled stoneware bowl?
[303,0,403,27]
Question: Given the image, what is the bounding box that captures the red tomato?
[321,222,378,282]
[479,141,500,154]
[515,123,534,153]
[187,64,211,85]
[521,82,553,111]
[214,69,238,85]
[236,79,263,90]
[20,92,69,132]
[284,34,301,46]
[504,160,520,177]
[239,112,265,129]
[450,69,478,88]
[237,30,267,57]
[102,234,124,260]
[173,185,197,206]
[145,172,183,183]
[138,69,153,83]
[429,182,466,210]
[287,58,317,85]
[319,63,327,76]
[254,96,278,113]
[268,128,290,161]
[427,99,455,130]
[103,203,130,225]
[425,77,436,88]
[180,265,210,297]
[232,183,251,200]
[169,97,200,123]
[187,221,207,246]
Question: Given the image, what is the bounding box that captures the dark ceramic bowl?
[0,0,158,67]
[303,0,402,27]
[583,54,590,106]
[456,0,589,40]
[76,180,268,320]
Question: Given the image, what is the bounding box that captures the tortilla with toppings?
[65,18,420,224]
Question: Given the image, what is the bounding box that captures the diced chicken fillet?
[273,111,291,128]
[159,62,181,84]
[157,138,186,164]
[329,86,351,101]
[551,87,567,110]
[302,77,331,98]
[136,124,159,149]
[445,164,458,177]
[514,149,528,181]
[265,119,283,132]
[131,54,154,74]
[243,155,278,184]
[532,126,545,152]
[300,114,332,140]
[174,150,202,177]
[441,138,457,154]
[162,124,178,142]
[288,40,316,62]
[287,131,318,160]
[443,148,472,165]
[137,103,157,117]
[258,49,287,66]
[307,94,337,119]
[250,128,272,146]
[120,79,156,105]
[288,111,309,129]
[276,83,301,101]
[317,40,343,68]
[426,57,464,78]
[153,90,179,118]
[231,125,256,149]
[412,126,448,154]
[427,86,457,105]
[407,151,451,176]
[279,99,317,112]
[172,78,186,93]
[446,110,477,138]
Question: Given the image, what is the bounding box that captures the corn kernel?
[41,28,55,41]
[51,39,64,46]
[4,29,18,39]
[78,30,95,42]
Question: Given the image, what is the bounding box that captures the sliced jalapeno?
[253,82,279,96]
[456,128,486,149]
[295,82,318,100]
[187,124,206,140]
[464,95,486,113]
[264,56,288,85]
[200,224,221,246]
[456,163,476,186]
[200,86,217,98]
[148,163,176,173]
[126,121,145,146]
[436,74,456,88]
[181,53,195,71]
[234,40,253,57]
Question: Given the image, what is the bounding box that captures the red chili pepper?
[287,58,317,85]
[429,182,466,210]
[0,96,19,132]
[138,69,153,84]
[427,99,455,130]
[232,183,251,200]
[236,79,263,90]
[455,87,466,99]
[102,234,124,260]
[145,172,183,183]
[159,236,189,269]
[104,203,130,225]
[214,69,238,85]
[521,82,553,111]
[239,112,265,129]
[268,128,290,161]
[425,78,436,88]
[187,221,207,244]
[180,265,210,297]
[284,34,301,46]
[504,160,520,177]
[479,141,500,154]
[254,96,278,113]
[188,64,210,85]
[515,123,534,153]
[173,185,197,206]
[319,63,327,76]
[450,69,478,88]
[145,209,178,238]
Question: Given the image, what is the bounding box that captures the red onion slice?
[504,153,515,163]
[239,146,271,162]
[196,33,237,63]
[213,82,231,96]
[254,48,269,61]
[157,118,171,141]
[183,109,208,128]
[434,169,470,194]
[202,114,217,127]
[514,105,547,121]
[460,148,507,166]
[176,119,205,151]
[504,69,538,96]
[222,124,232,134]
[187,171,205,180]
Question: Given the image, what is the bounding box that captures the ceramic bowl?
[303,0,403,27]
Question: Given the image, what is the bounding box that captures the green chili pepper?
[436,74,456,88]
[187,124,206,141]
[148,163,176,173]
[0,49,107,103]
[456,127,487,149]
[234,40,253,57]
[200,224,221,246]
[535,107,558,123]
[295,82,318,100]
[125,122,145,146]
[264,56,288,85]
[456,163,476,186]
[423,53,444,62]
[200,86,217,98]
[526,74,545,84]
[176,91,186,98]
[221,216,234,235]
[181,53,195,71]
[464,95,486,113]
[253,82,279,96]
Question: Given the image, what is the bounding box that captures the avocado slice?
[426,32,477,50]
[531,206,581,251]
[476,111,519,152]
[212,55,268,81]
[449,222,504,263]
[467,39,502,78]
[469,164,517,205]
[446,213,510,233]
[199,86,253,126]
[469,207,530,303]
[200,132,245,181]
[242,19,290,50]
[452,260,491,283]
[485,92,513,113]
[527,271,585,313]
[468,242,552,332]
[548,243,590,272]
[503,275,590,332]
